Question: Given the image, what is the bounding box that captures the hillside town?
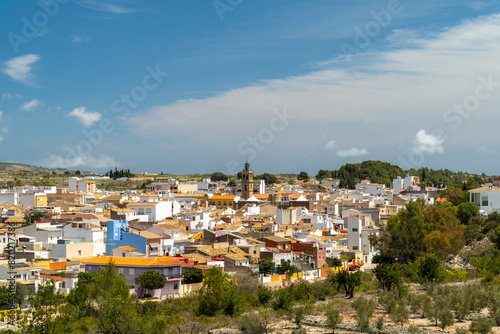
[0,162,494,304]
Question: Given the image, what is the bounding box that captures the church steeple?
[241,161,254,200]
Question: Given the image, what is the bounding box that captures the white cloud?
[0,136,3,142]
[38,154,119,169]
[324,140,336,150]
[412,129,445,154]
[1,54,40,85]
[20,99,42,111]
[68,107,102,127]
[0,111,2,121]
[126,13,500,166]
[36,28,49,37]
[2,92,21,100]
[469,1,494,10]
[70,35,92,43]
[336,147,369,157]
[76,0,139,13]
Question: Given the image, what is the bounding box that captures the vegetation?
[182,267,203,284]
[107,168,134,179]
[135,269,167,297]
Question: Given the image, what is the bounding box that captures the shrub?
[272,288,293,311]
[325,306,343,334]
[408,324,419,334]
[238,311,268,334]
[376,316,384,330]
[389,298,409,326]
[469,316,494,334]
[257,286,272,306]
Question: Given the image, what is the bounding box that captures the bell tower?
[241,161,254,200]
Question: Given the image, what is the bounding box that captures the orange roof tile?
[82,256,184,267]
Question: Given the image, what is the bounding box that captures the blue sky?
[1,0,500,175]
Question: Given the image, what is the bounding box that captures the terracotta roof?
[82,256,184,267]
[209,195,237,200]
[117,246,136,251]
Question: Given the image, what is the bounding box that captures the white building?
[62,222,106,256]
[469,180,500,214]
[127,200,180,222]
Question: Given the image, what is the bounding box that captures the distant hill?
[0,162,74,174]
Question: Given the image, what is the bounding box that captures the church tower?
[241,161,254,200]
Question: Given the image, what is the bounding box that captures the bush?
[325,306,343,334]
[389,298,409,326]
[455,326,468,334]
[469,316,494,334]
[257,286,272,306]
[408,324,419,334]
[272,289,293,311]
[376,316,384,330]
[238,311,269,334]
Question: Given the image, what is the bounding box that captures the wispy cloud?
[70,34,92,43]
[412,129,445,154]
[0,111,3,122]
[469,1,495,10]
[76,0,140,14]
[336,147,369,157]
[126,13,500,169]
[20,99,42,111]
[1,54,40,86]
[36,28,49,38]
[2,92,22,100]
[324,140,336,150]
[38,153,119,168]
[68,106,102,127]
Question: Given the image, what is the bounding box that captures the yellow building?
[208,195,237,209]
[35,194,48,207]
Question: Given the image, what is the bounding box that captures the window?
[129,268,134,275]
[352,228,358,232]
[163,268,168,276]
[78,250,82,256]
[352,246,359,250]
[172,267,178,275]
[118,268,125,275]
[146,208,152,213]
[482,195,489,206]
[62,282,66,289]
[174,283,178,290]
[122,252,126,257]
[138,209,144,214]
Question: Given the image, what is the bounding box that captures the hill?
[0,162,73,174]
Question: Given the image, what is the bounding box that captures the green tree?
[89,262,140,334]
[373,263,401,291]
[135,269,167,297]
[297,171,309,181]
[197,266,242,316]
[19,279,63,334]
[210,172,229,182]
[415,253,442,283]
[316,169,332,182]
[389,298,409,326]
[372,199,427,263]
[75,170,81,175]
[256,173,278,185]
[182,268,203,284]
[469,316,494,334]
[326,306,343,334]
[23,210,48,227]
[259,258,274,275]
[440,186,469,206]
[457,202,479,225]
[336,270,362,298]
